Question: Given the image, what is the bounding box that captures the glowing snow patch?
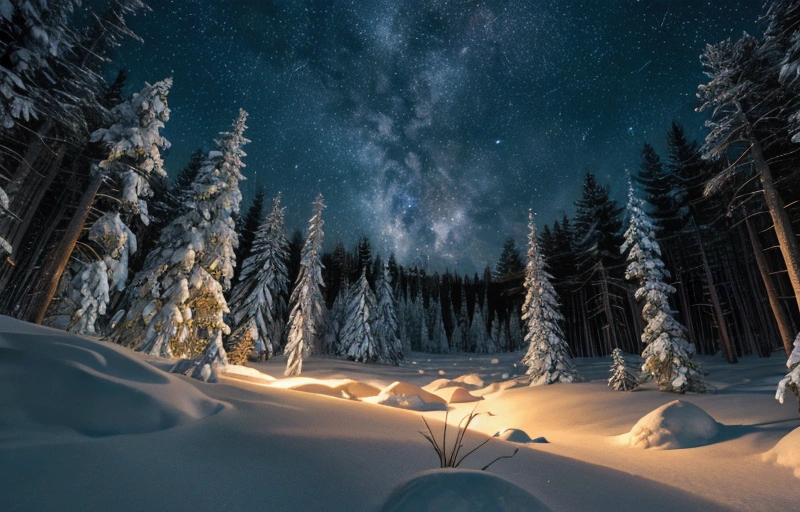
[764,426,800,478]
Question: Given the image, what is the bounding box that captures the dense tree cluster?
[0,1,798,392]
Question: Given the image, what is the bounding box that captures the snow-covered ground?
[1,315,798,511]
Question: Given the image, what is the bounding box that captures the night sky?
[114,0,763,272]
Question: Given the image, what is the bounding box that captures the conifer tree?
[284,194,326,376]
[508,308,523,351]
[48,79,172,333]
[341,268,383,363]
[428,297,449,354]
[470,294,494,353]
[622,183,706,393]
[232,190,265,285]
[698,34,800,314]
[330,281,349,354]
[374,263,403,364]
[608,348,640,391]
[521,211,581,385]
[227,194,290,361]
[111,109,248,384]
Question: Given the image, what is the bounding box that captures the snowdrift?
[620,400,719,449]
[380,469,550,512]
[0,316,223,443]
[764,426,800,478]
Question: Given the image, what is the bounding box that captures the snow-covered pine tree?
[428,297,449,354]
[521,210,582,385]
[227,194,290,362]
[111,110,248,383]
[0,184,11,255]
[373,263,402,364]
[471,294,494,353]
[776,333,800,413]
[608,348,639,391]
[58,79,172,334]
[397,295,409,354]
[622,182,705,393]
[508,308,523,351]
[330,280,349,355]
[67,213,136,335]
[455,288,468,351]
[340,268,385,363]
[284,194,326,376]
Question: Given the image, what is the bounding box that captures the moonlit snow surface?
[1,316,799,511]
[380,469,550,512]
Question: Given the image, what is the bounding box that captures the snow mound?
[764,426,800,478]
[382,381,447,404]
[433,386,483,403]
[362,381,448,411]
[220,364,277,383]
[622,400,719,449]
[497,428,536,443]
[268,377,380,399]
[0,320,224,443]
[380,468,551,512]
[473,379,520,396]
[363,390,447,411]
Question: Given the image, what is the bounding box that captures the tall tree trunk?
[692,217,738,363]
[746,215,795,356]
[25,171,106,324]
[749,137,800,316]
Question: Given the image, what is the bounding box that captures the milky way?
[114,0,762,272]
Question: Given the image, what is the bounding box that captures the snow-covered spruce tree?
[428,298,450,354]
[521,210,582,385]
[55,79,171,334]
[67,213,136,335]
[373,263,403,364]
[0,185,11,255]
[608,348,640,391]
[111,110,248,383]
[776,333,800,413]
[227,194,290,362]
[471,294,495,354]
[508,308,523,351]
[622,183,706,393]
[340,268,384,363]
[284,194,326,376]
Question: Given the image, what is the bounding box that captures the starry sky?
[113,0,763,272]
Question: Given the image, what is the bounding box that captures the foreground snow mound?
[622,400,719,449]
[764,426,800,478]
[0,318,223,442]
[380,468,551,512]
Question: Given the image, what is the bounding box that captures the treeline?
[0,1,799,371]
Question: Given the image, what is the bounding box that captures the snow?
[764,426,800,478]
[620,400,720,449]
[1,316,799,511]
[380,469,550,512]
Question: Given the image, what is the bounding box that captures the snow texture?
[520,211,581,385]
[380,469,550,512]
[623,183,705,393]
